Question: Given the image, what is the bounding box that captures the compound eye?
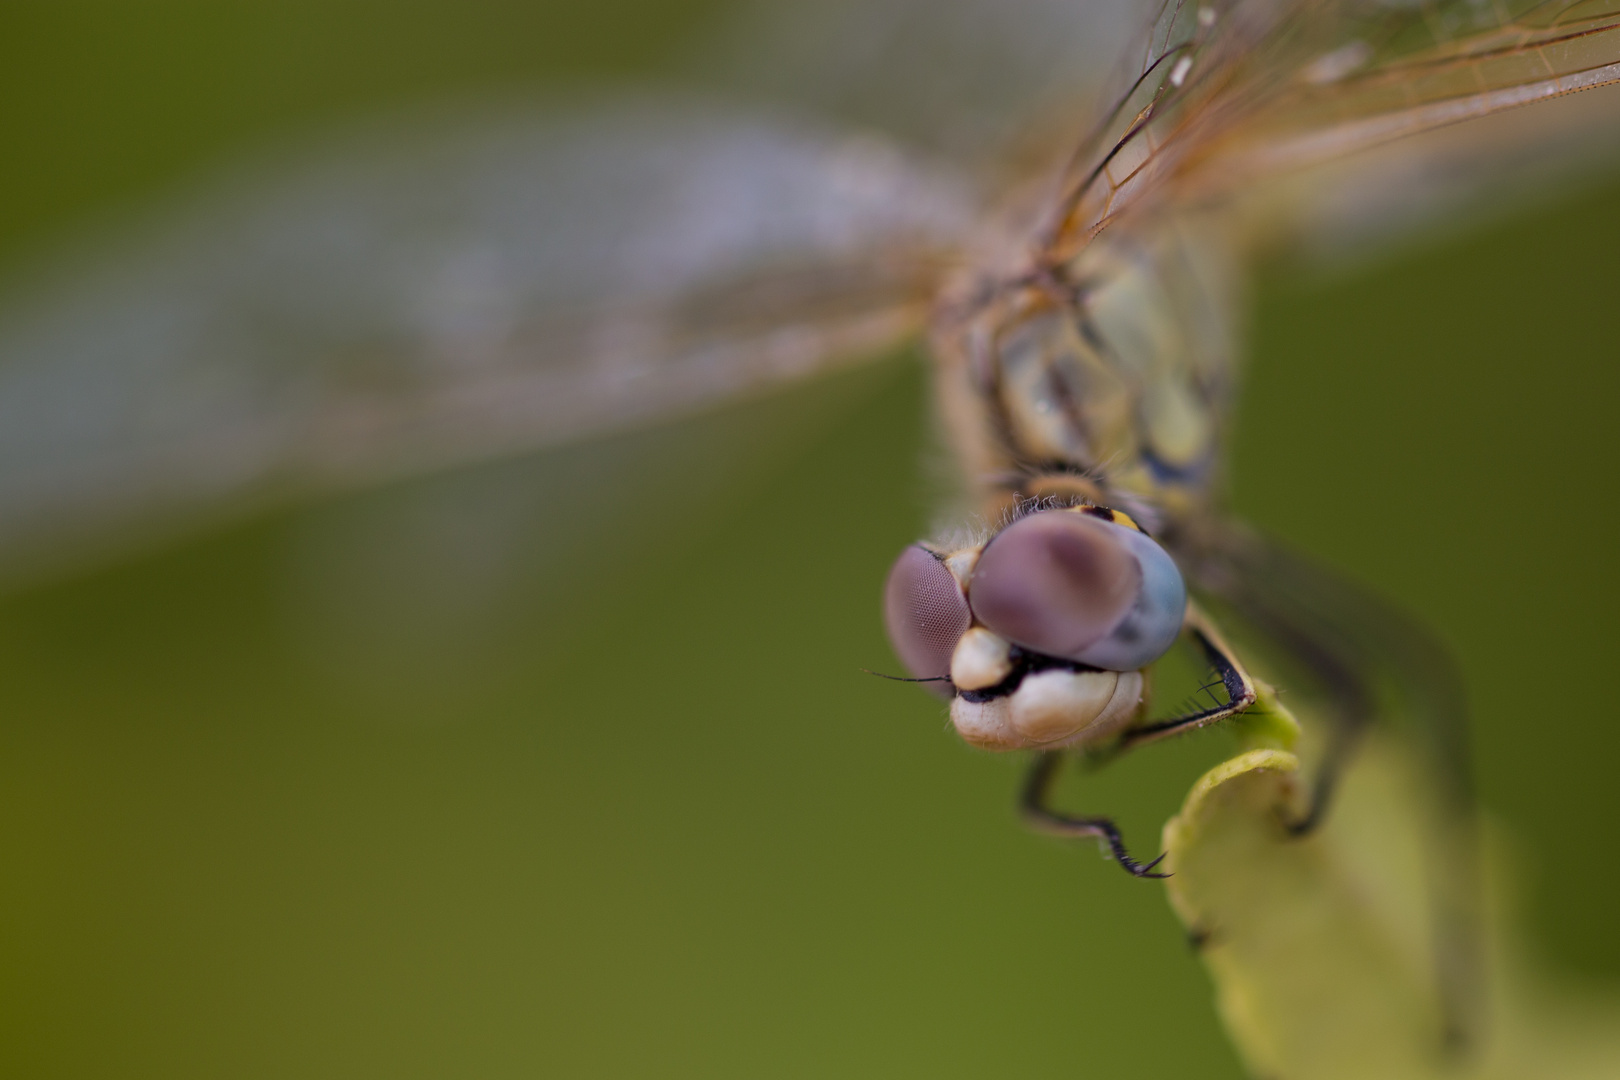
[968,511,1140,664]
[1069,525,1186,672]
[883,545,971,692]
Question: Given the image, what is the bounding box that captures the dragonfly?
[881,0,1620,875]
[0,0,1618,1051]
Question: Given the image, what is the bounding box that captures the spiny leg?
[1019,750,1169,879]
[1119,604,1257,750]
[1195,528,1471,837]
[1020,607,1256,880]
[1175,538,1378,836]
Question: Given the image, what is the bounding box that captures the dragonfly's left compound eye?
[968,510,1186,672]
[883,544,971,694]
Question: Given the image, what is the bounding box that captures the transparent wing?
[1247,75,1620,266]
[1042,0,1620,257]
[0,97,975,580]
[1235,0,1620,171]
[698,0,1144,161]
[1039,0,1294,254]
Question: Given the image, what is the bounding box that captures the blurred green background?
[1,2,1616,1077]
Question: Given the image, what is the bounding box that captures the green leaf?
[1162,687,1620,1080]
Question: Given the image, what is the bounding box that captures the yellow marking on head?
[1070,504,1144,533]
[1109,509,1145,533]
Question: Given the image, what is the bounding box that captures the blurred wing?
[0,98,975,579]
[699,0,1144,161]
[1248,75,1620,266]
[1042,0,1620,256]
[1235,0,1620,171]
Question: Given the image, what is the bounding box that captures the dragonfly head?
[882,506,1186,750]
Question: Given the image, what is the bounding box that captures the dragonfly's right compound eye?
[968,509,1185,672]
[883,544,971,695]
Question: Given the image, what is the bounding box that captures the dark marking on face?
[953,646,1105,703]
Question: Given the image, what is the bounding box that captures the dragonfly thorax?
[931,225,1238,532]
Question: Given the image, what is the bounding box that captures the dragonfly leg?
[1192,528,1469,837]
[1020,750,1169,878]
[1119,604,1257,750]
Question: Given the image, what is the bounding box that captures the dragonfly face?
[883,503,1186,751]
